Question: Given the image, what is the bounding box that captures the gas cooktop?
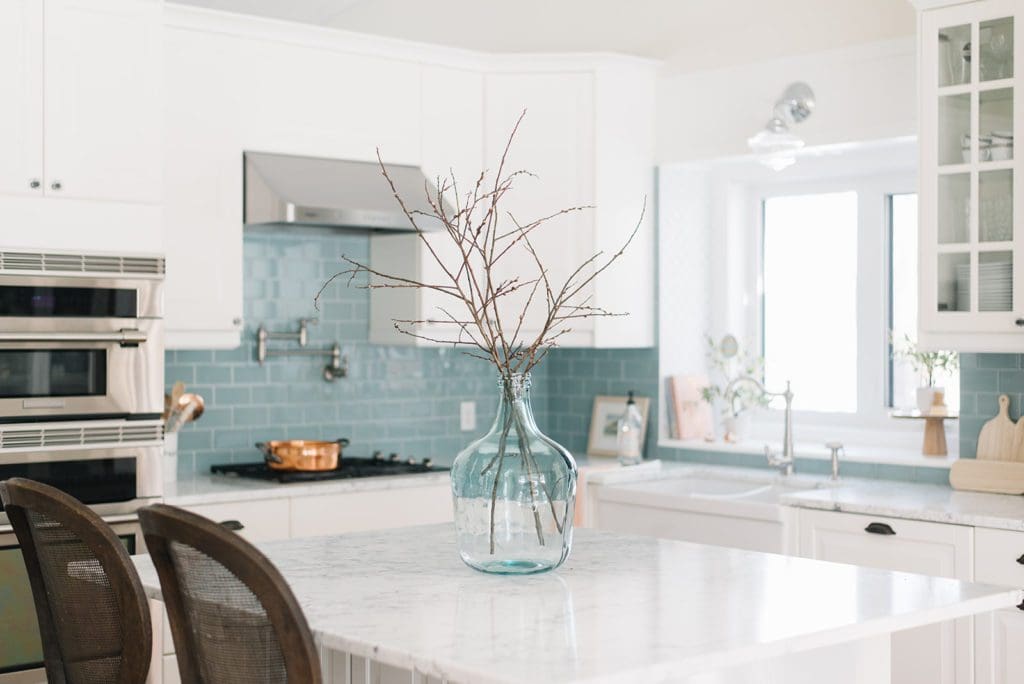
[210,451,448,484]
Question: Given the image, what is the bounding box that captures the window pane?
[763,192,858,412]
[890,193,960,412]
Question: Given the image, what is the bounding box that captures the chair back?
[138,503,320,684]
[0,478,151,684]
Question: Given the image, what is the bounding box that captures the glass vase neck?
[497,373,532,401]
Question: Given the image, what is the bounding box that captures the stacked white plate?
[978,260,1012,311]
[955,263,971,311]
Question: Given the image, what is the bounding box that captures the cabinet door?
[483,72,596,346]
[416,65,484,344]
[43,0,161,203]
[289,484,452,538]
[974,526,1024,683]
[180,498,291,543]
[593,498,785,553]
[161,26,243,349]
[369,66,483,346]
[0,0,43,197]
[919,0,1023,341]
[799,509,974,684]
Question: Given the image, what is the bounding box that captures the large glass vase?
[451,373,576,574]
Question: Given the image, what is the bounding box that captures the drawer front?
[290,484,452,538]
[181,498,290,543]
[798,509,973,579]
[975,527,1024,588]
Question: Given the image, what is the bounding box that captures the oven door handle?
[0,329,147,346]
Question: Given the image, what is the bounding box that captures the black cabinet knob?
[1018,600,1024,612]
[1016,553,1024,565]
[865,522,896,535]
[1016,318,1024,327]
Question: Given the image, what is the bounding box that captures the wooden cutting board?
[976,394,1016,460]
[950,459,1024,494]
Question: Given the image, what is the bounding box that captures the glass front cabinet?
[919,0,1024,351]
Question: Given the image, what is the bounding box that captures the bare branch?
[317,112,646,378]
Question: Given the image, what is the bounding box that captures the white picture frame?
[587,395,651,457]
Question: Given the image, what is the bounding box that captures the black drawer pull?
[1016,318,1024,327]
[1018,601,1024,612]
[1017,553,1024,565]
[219,520,245,532]
[865,522,896,535]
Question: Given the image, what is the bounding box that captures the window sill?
[657,437,958,469]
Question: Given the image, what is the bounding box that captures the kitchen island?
[133,524,1020,684]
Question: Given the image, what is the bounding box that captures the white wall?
[656,38,917,163]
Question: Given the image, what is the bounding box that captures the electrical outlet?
[460,401,476,432]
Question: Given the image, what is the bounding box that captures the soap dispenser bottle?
[616,390,644,466]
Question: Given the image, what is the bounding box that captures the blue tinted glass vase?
[451,373,576,574]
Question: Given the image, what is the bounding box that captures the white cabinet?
[0,1,43,198]
[44,0,162,204]
[798,509,974,684]
[161,22,243,349]
[288,484,452,538]
[369,65,483,345]
[162,8,423,349]
[917,0,1024,351]
[587,479,790,553]
[0,0,161,205]
[974,527,1024,684]
[0,0,162,255]
[592,497,786,553]
[369,61,656,349]
[180,498,291,543]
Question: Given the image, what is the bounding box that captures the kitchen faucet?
[724,376,795,476]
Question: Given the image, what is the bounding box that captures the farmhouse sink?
[594,469,832,522]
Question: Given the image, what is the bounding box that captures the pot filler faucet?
[724,376,795,476]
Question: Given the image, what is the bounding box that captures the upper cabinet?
[0,0,161,205]
[370,60,656,349]
[0,1,43,198]
[44,0,163,204]
[918,0,1024,351]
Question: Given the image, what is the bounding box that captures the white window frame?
[747,171,922,446]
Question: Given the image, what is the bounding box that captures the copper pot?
[256,438,350,471]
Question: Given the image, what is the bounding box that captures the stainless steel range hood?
[244,151,446,232]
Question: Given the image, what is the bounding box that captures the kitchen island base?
[319,635,891,684]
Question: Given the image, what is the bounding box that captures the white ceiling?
[172,0,916,72]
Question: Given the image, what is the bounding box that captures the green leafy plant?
[891,333,958,387]
[700,334,771,417]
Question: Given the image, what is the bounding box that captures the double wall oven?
[0,251,165,682]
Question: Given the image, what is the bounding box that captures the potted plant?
[316,112,643,574]
[891,333,958,414]
[700,334,770,441]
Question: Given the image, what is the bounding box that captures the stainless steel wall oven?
[0,251,165,423]
[0,251,166,682]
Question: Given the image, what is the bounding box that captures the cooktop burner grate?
[210,456,449,483]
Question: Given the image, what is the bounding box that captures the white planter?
[723,413,752,442]
[916,386,942,414]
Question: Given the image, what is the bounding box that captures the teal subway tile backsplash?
[167,230,529,474]
[959,352,1024,458]
[172,229,1024,486]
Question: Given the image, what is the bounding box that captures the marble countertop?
[587,460,1024,532]
[133,524,1020,683]
[163,470,451,506]
[781,481,1024,532]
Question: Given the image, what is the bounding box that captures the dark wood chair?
[138,503,321,684]
[0,478,152,684]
